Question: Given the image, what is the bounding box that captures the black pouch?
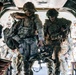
[6,37,19,50]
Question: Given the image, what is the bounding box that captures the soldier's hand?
[45,34,49,40]
[10,12,21,19]
[38,40,44,47]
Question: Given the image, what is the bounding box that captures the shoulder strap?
[31,15,37,30]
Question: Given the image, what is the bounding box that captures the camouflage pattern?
[44,18,71,75]
[44,18,71,40]
[18,14,43,75]
[9,13,44,75]
[18,38,37,75]
[17,14,43,39]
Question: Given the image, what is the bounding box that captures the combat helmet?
[23,2,36,13]
[46,8,59,18]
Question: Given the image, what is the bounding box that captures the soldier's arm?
[10,12,25,19]
[44,20,49,36]
[44,20,49,40]
[61,18,71,31]
[34,14,44,46]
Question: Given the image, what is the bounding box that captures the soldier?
[44,8,71,75]
[7,2,44,75]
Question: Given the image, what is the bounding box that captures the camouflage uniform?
[3,2,44,75]
[44,9,71,75]
[8,2,44,75]
[18,14,44,75]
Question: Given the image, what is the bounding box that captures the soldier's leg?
[16,53,23,75]
[18,40,31,75]
[44,44,54,75]
[29,61,34,75]
[24,60,34,75]
[22,38,37,75]
[54,46,61,75]
[24,60,30,75]
[47,59,55,75]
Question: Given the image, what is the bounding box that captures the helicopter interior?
[0,0,76,75]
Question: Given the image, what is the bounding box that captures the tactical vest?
[18,16,36,38]
[46,19,61,36]
[44,18,71,40]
